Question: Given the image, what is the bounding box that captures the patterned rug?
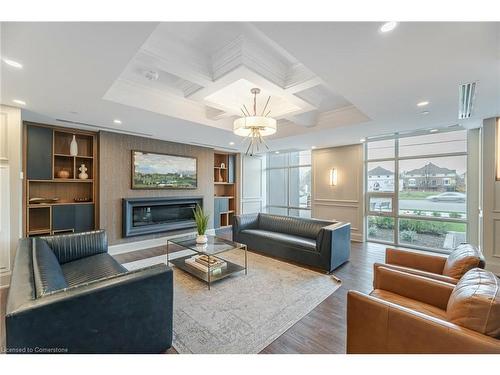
[123,249,341,354]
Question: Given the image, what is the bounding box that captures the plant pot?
[196,234,208,244]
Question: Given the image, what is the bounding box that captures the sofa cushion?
[370,289,447,321]
[447,268,500,338]
[257,213,333,239]
[61,253,127,287]
[241,229,317,251]
[32,238,68,296]
[442,244,485,279]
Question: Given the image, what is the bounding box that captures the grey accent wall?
[481,117,500,274]
[99,131,214,245]
[311,144,364,242]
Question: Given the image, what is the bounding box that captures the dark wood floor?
[0,235,386,354]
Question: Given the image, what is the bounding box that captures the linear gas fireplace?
[122,196,203,237]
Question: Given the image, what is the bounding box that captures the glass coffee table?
[167,235,247,290]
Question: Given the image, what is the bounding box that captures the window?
[266,150,311,218]
[365,129,468,253]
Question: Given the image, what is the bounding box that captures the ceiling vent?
[458,82,477,119]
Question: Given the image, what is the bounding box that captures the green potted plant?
[193,204,210,244]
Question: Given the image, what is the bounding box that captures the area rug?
[123,250,341,354]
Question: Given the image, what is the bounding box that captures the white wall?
[311,144,364,242]
[0,105,23,286]
[240,154,266,214]
[481,117,500,274]
[467,128,481,247]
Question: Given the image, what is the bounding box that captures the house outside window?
[365,130,468,253]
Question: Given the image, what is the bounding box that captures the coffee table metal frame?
[167,235,247,290]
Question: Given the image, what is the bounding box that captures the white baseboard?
[108,229,216,256]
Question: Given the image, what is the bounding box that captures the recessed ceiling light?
[417,101,429,107]
[2,58,23,69]
[12,99,26,106]
[420,111,430,115]
[360,138,366,143]
[311,146,317,149]
[430,129,439,133]
[275,151,280,154]
[113,119,122,124]
[229,142,235,146]
[380,21,398,33]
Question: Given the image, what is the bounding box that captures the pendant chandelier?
[233,88,277,155]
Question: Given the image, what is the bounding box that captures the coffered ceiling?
[1,22,499,151]
[103,22,367,136]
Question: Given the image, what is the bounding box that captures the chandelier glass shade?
[233,116,277,137]
[233,88,277,155]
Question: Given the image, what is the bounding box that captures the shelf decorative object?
[70,135,78,156]
[57,169,70,179]
[217,168,224,182]
[78,163,88,179]
[193,204,209,244]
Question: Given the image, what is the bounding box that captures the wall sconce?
[330,168,338,186]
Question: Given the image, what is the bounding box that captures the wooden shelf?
[24,122,98,236]
[30,179,93,183]
[28,228,51,235]
[214,152,237,230]
[54,153,93,159]
[29,201,93,208]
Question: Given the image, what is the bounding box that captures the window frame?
[364,129,468,254]
[266,151,312,217]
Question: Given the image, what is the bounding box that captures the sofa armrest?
[373,265,454,310]
[374,263,458,285]
[6,238,36,316]
[347,291,500,353]
[232,213,259,235]
[385,247,447,275]
[6,264,173,353]
[317,222,351,272]
[40,230,108,264]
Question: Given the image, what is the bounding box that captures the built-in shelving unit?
[214,152,237,229]
[23,122,99,237]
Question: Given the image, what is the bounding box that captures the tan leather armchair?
[379,244,485,285]
[347,267,500,353]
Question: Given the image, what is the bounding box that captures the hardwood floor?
[0,234,386,354]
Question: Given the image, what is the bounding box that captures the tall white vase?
[69,135,78,156]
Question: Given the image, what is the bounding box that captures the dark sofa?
[232,213,351,272]
[6,230,173,354]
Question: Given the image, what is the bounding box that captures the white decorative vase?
[78,163,88,179]
[196,234,208,244]
[69,135,78,156]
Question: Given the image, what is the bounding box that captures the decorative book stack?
[185,255,227,275]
